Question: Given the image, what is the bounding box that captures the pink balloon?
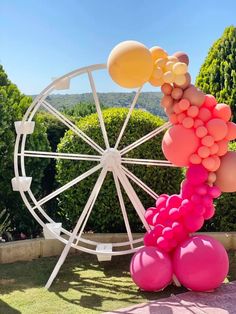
[155,194,168,209]
[179,199,193,215]
[186,164,208,185]
[184,214,204,232]
[143,230,157,246]
[145,207,157,225]
[173,235,229,291]
[162,125,200,166]
[204,206,215,220]
[208,186,221,198]
[130,247,173,291]
[166,194,183,209]
[206,118,228,141]
[215,152,236,192]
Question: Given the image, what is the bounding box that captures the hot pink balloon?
[215,151,236,192]
[173,235,229,291]
[162,125,200,166]
[130,246,173,291]
[186,164,208,185]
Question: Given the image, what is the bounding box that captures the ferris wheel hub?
[101,148,121,171]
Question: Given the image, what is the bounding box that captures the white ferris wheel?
[12,63,174,288]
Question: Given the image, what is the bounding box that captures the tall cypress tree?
[196,26,236,121]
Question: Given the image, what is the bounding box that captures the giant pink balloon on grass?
[173,235,229,292]
[130,246,173,291]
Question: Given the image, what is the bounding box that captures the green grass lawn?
[0,251,235,314]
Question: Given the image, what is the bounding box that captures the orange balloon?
[198,107,212,122]
[210,143,219,155]
[196,126,208,138]
[215,152,236,192]
[187,105,199,118]
[162,125,200,166]
[179,99,190,111]
[190,154,202,164]
[213,103,231,122]
[198,146,210,158]
[107,41,153,88]
[182,117,194,128]
[225,122,236,140]
[194,119,204,128]
[177,112,187,123]
[206,119,228,141]
[202,157,216,171]
[201,135,214,147]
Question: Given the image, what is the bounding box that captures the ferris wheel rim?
[13,63,176,257]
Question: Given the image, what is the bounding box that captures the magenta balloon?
[173,235,229,291]
[155,194,168,209]
[186,164,208,185]
[166,194,183,209]
[130,247,173,291]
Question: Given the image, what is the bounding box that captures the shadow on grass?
[0,251,235,312]
[0,300,21,314]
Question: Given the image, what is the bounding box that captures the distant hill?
[32,92,166,118]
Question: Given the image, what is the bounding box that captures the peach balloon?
[174,74,186,86]
[108,41,153,88]
[215,152,236,192]
[152,67,163,79]
[225,122,236,140]
[212,155,221,171]
[198,107,212,122]
[194,119,204,128]
[190,154,202,164]
[216,139,229,156]
[174,72,191,89]
[161,95,173,108]
[173,103,181,114]
[179,99,190,111]
[155,58,167,68]
[163,71,175,83]
[198,146,210,158]
[183,85,205,107]
[171,87,183,100]
[210,143,219,155]
[202,157,216,171]
[162,125,200,166]
[213,103,231,122]
[206,119,228,141]
[187,106,199,118]
[201,135,214,147]
[183,117,194,128]
[150,46,168,61]
[169,113,178,124]
[196,126,208,138]
[208,172,217,183]
[161,83,173,95]
[173,62,188,75]
[177,113,187,123]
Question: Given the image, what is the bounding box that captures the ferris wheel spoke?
[114,87,142,149]
[120,121,172,156]
[45,167,107,289]
[32,164,102,209]
[42,101,104,154]
[121,157,176,167]
[121,165,158,200]
[22,150,101,162]
[113,172,133,249]
[87,71,110,149]
[114,165,150,232]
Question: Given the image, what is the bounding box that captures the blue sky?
[0,0,235,95]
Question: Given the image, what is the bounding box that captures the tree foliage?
[196,26,236,121]
[56,108,183,232]
[0,65,50,237]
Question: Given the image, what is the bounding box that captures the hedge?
[56,108,183,233]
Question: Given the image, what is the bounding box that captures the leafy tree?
[0,65,50,238]
[56,108,183,232]
[196,26,236,121]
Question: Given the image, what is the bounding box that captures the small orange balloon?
[187,105,199,118]
[216,139,228,156]
[201,135,214,147]
[202,157,216,171]
[196,126,208,138]
[198,146,210,158]
[182,117,194,128]
[108,40,153,88]
[190,154,202,164]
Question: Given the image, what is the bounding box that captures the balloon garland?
[107,40,235,292]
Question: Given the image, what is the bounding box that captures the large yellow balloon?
[107,41,153,88]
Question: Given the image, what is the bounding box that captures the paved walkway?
[106,281,236,314]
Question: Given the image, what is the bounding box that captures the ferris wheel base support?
[43,223,62,239]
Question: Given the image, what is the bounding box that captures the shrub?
[56,108,183,232]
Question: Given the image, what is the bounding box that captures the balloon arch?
[13,40,236,292]
[108,40,234,292]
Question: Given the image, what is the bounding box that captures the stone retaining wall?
[0,232,235,264]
